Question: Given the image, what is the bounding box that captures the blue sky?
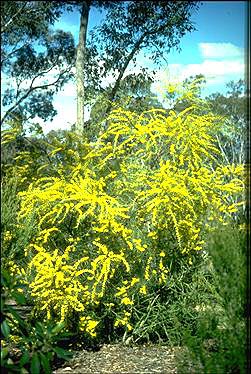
[1,1,246,133]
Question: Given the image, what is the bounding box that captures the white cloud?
[152,42,244,99]
[199,42,244,59]
[167,59,244,83]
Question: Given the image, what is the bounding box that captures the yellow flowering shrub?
[27,244,92,321]
[16,84,244,337]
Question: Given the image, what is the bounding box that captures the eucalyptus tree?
[1,1,75,126]
[74,0,200,135]
[1,1,201,139]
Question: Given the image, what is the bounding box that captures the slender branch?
[23,136,53,164]
[29,63,61,89]
[16,78,22,100]
[1,42,29,66]
[14,56,59,99]
[216,134,230,164]
[104,32,147,117]
[1,68,71,124]
[104,18,177,118]
[239,139,244,164]
[150,41,169,65]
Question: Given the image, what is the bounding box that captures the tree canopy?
[1,1,75,125]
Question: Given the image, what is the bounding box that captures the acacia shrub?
[14,84,244,339]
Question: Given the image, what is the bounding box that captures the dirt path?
[53,344,182,374]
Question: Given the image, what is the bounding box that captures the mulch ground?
[52,343,185,374]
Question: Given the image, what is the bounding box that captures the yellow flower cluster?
[3,231,13,244]
[79,316,99,337]
[114,311,132,331]
[28,244,93,322]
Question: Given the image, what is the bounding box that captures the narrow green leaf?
[40,352,52,374]
[1,346,9,360]
[1,320,10,338]
[31,352,40,374]
[34,322,44,338]
[12,291,27,305]
[53,347,73,360]
[51,321,65,335]
[4,364,21,373]
[53,331,73,342]
[20,368,29,374]
[19,350,30,367]
[6,305,26,327]
[1,269,11,287]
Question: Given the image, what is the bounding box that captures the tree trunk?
[76,1,90,136]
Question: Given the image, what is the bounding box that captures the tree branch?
[28,63,61,89]
[104,16,178,118]
[1,68,71,124]
[216,134,230,164]
[1,42,29,66]
[104,32,147,117]
[23,135,56,168]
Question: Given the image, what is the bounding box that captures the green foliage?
[1,268,73,374]
[1,1,246,370]
[123,251,214,345]
[92,1,199,71]
[1,119,82,191]
[177,224,246,374]
[1,170,44,279]
[1,1,201,134]
[169,74,207,113]
[88,73,164,138]
[82,1,200,116]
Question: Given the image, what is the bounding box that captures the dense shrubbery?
[177,224,247,374]
[1,82,246,373]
